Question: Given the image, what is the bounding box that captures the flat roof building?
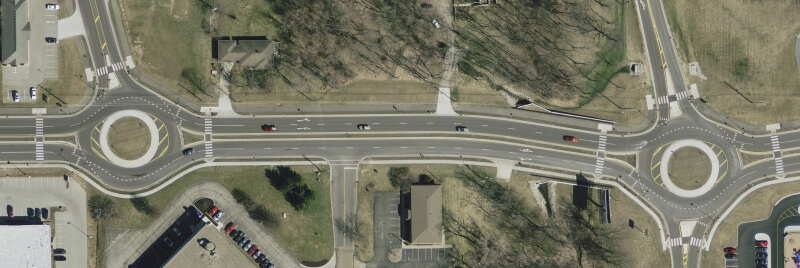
[0,225,52,267]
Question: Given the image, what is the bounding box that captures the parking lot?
[0,177,88,268]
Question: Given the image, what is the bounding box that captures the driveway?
[366,192,449,268]
[105,182,302,268]
[0,177,88,268]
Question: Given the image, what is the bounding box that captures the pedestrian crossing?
[689,237,704,247]
[657,95,670,104]
[594,135,607,174]
[95,62,125,77]
[667,237,682,247]
[35,117,44,161]
[204,118,213,158]
[771,135,784,174]
[656,91,690,104]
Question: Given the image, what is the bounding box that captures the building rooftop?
[410,184,443,245]
[1,0,31,66]
[217,39,279,70]
[163,224,256,268]
[0,225,52,268]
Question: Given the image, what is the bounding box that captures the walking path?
[57,5,86,40]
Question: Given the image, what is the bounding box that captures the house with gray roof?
[408,184,444,245]
[217,39,279,70]
[1,0,31,66]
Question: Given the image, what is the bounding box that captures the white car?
[212,210,224,221]
[432,19,441,29]
[357,124,370,130]
[30,87,36,100]
[45,4,59,10]
[11,90,19,102]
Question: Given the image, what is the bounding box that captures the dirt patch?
[667,147,711,190]
[107,118,150,160]
[664,0,800,125]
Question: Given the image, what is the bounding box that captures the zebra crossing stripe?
[94,62,126,77]
[770,135,784,173]
[35,117,44,161]
[594,135,608,174]
[667,237,682,247]
[204,118,213,158]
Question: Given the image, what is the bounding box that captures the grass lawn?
[664,0,800,125]
[180,128,204,146]
[701,181,800,268]
[108,118,150,160]
[554,183,669,267]
[668,147,711,190]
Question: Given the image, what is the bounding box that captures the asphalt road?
[0,0,795,268]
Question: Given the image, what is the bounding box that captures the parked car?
[27,207,34,217]
[54,256,66,261]
[357,124,371,130]
[229,229,240,238]
[35,208,41,218]
[45,37,58,44]
[432,19,441,28]
[45,3,59,10]
[212,210,224,221]
[11,90,19,102]
[723,247,736,254]
[6,205,13,218]
[563,135,578,142]
[30,87,36,100]
[755,259,767,265]
[41,208,48,219]
[236,234,247,243]
[207,206,218,216]
[756,240,768,247]
[163,237,174,247]
[53,248,66,254]
[243,241,254,251]
[420,3,432,8]
[182,148,195,155]
[248,245,259,255]
[253,251,262,260]
[724,253,736,259]
[256,254,267,263]
[239,239,250,247]
[225,222,237,234]
[233,231,244,241]
[455,126,469,132]
[756,247,768,252]
[756,252,768,259]
[261,124,277,132]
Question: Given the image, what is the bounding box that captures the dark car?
[35,208,41,218]
[54,248,66,254]
[45,37,58,43]
[261,124,277,132]
[724,253,736,259]
[755,252,768,259]
[6,205,12,218]
[563,135,578,142]
[182,148,195,155]
[27,207,34,217]
[723,247,736,254]
[54,256,66,261]
[357,124,371,130]
[455,126,469,132]
[755,259,767,265]
[756,247,768,252]
[42,208,49,219]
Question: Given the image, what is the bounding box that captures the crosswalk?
[770,135,784,174]
[204,118,213,158]
[95,62,125,76]
[594,135,607,174]
[35,117,44,161]
[656,91,690,104]
[689,237,704,247]
[667,237,705,248]
[667,237,682,247]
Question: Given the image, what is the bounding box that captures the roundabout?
[658,139,720,198]
[97,110,162,168]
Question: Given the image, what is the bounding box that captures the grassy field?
[701,181,800,268]
[739,150,772,168]
[554,183,670,267]
[668,147,711,190]
[230,79,438,107]
[118,0,217,105]
[180,129,204,146]
[107,118,150,160]
[664,0,800,125]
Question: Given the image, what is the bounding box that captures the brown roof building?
[217,39,279,70]
[409,185,444,245]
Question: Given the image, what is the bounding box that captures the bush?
[265,166,316,211]
[251,204,280,228]
[231,188,256,210]
[131,197,156,215]
[387,166,413,193]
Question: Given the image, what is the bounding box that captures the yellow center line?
[94,16,99,23]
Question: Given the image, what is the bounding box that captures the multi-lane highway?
[0,0,795,267]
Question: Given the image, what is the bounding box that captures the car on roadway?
[41,208,48,219]
[225,222,237,234]
[30,87,36,100]
[261,124,277,132]
[54,255,66,261]
[53,248,66,254]
[45,37,58,44]
[182,148,195,155]
[163,237,174,247]
[11,90,19,102]
[357,124,370,130]
[563,135,578,142]
[207,206,218,216]
[212,210,224,221]
[756,240,768,247]
[455,126,469,132]
[45,4,59,10]
[723,247,736,253]
[6,205,13,218]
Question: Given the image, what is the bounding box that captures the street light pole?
[67,221,92,238]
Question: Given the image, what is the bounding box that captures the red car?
[6,205,13,218]
[723,247,736,253]
[225,222,237,234]
[248,245,259,256]
[207,206,218,216]
[563,135,578,142]
[755,240,768,247]
[261,125,277,132]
